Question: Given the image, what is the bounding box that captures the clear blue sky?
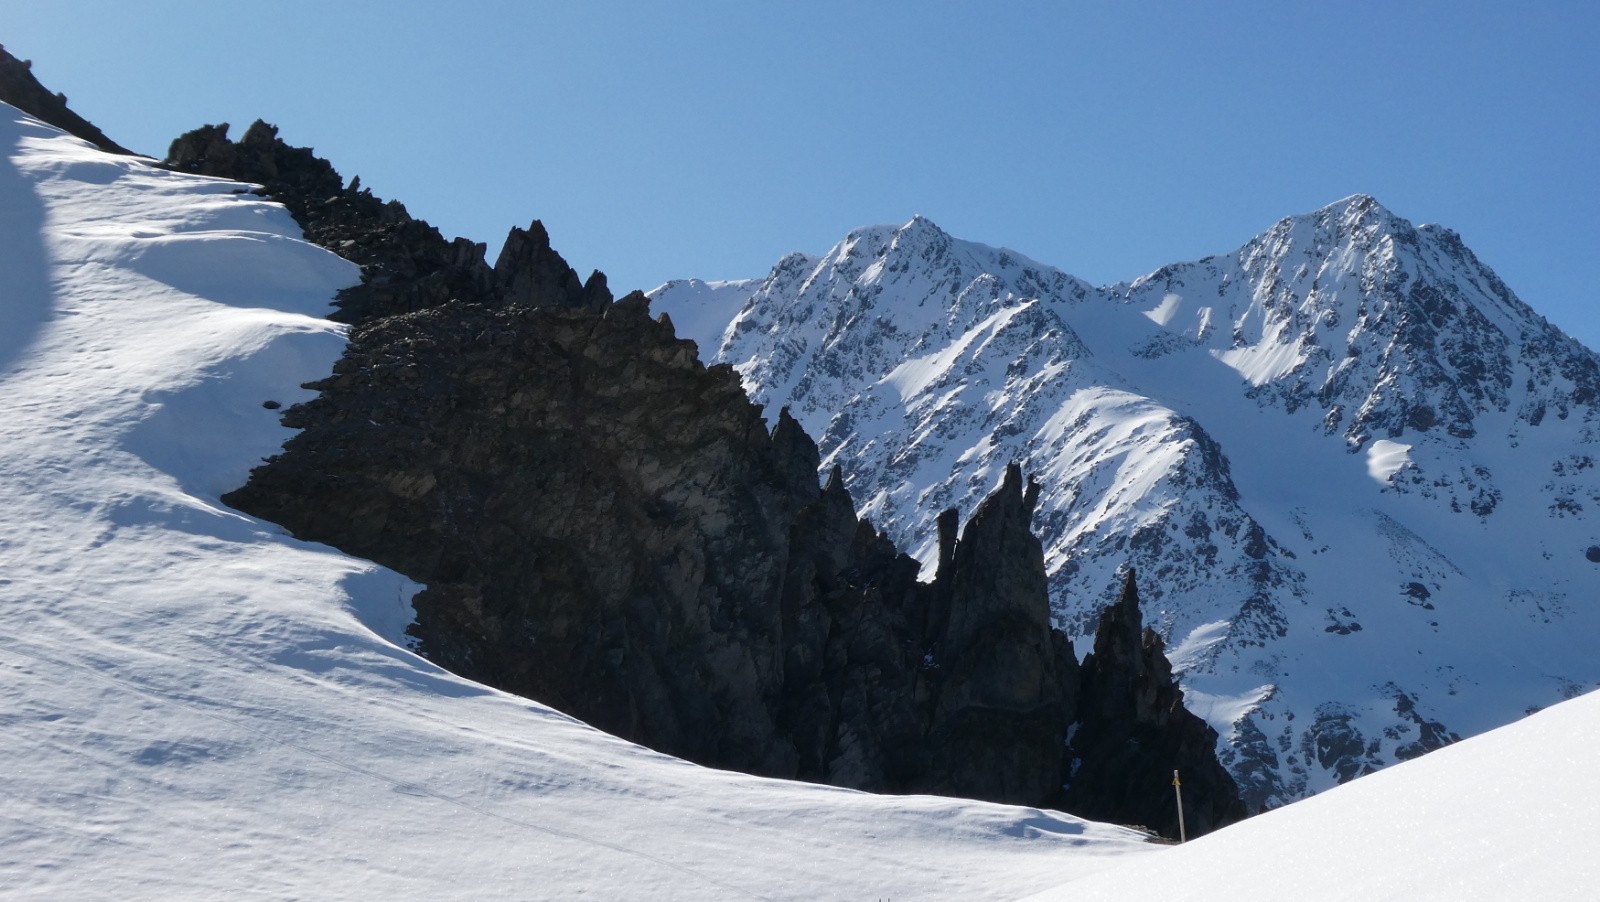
[5,1,1597,347]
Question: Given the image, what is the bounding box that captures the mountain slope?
[0,103,1160,899]
[651,201,1600,810]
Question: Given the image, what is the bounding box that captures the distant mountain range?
[652,199,1600,810]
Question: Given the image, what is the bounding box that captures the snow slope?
[651,206,1600,811]
[0,105,1156,899]
[1029,688,1600,901]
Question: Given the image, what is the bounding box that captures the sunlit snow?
[1365,438,1414,483]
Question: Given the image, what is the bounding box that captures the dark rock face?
[222,261,1072,802]
[493,220,613,312]
[1062,570,1247,838]
[193,120,1241,827]
[923,467,1078,804]
[0,44,130,154]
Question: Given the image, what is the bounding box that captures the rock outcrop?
[1062,569,1247,836]
[0,43,130,154]
[922,466,1078,804]
[183,121,1241,832]
[222,244,1077,803]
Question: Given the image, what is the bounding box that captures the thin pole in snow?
[1172,769,1187,843]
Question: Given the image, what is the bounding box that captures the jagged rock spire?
[1061,567,1245,838]
[918,464,1077,805]
[493,220,613,312]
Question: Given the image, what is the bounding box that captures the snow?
[882,304,1032,402]
[1365,438,1414,483]
[1180,687,1275,743]
[645,276,760,357]
[1214,339,1308,386]
[1145,291,1184,326]
[1164,619,1233,674]
[1027,690,1600,901]
[0,105,1163,899]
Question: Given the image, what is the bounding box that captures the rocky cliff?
[221,235,1082,805]
[171,122,1241,835]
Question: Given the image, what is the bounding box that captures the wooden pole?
[1172,769,1187,843]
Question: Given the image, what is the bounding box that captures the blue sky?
[5,1,1597,347]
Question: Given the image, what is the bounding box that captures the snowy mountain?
[651,201,1600,811]
[7,79,1600,900]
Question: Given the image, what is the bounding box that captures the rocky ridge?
[0,44,129,154]
[164,123,1242,834]
[164,121,495,324]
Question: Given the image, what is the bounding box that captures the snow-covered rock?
[652,198,1600,811]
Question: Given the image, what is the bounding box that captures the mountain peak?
[1326,192,1386,214]
[897,213,946,237]
[835,214,952,257]
[1274,193,1412,241]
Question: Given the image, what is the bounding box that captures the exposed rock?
[1390,687,1461,762]
[494,220,610,311]
[222,277,1078,803]
[0,43,130,154]
[200,120,1242,828]
[923,465,1077,805]
[1062,569,1246,837]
